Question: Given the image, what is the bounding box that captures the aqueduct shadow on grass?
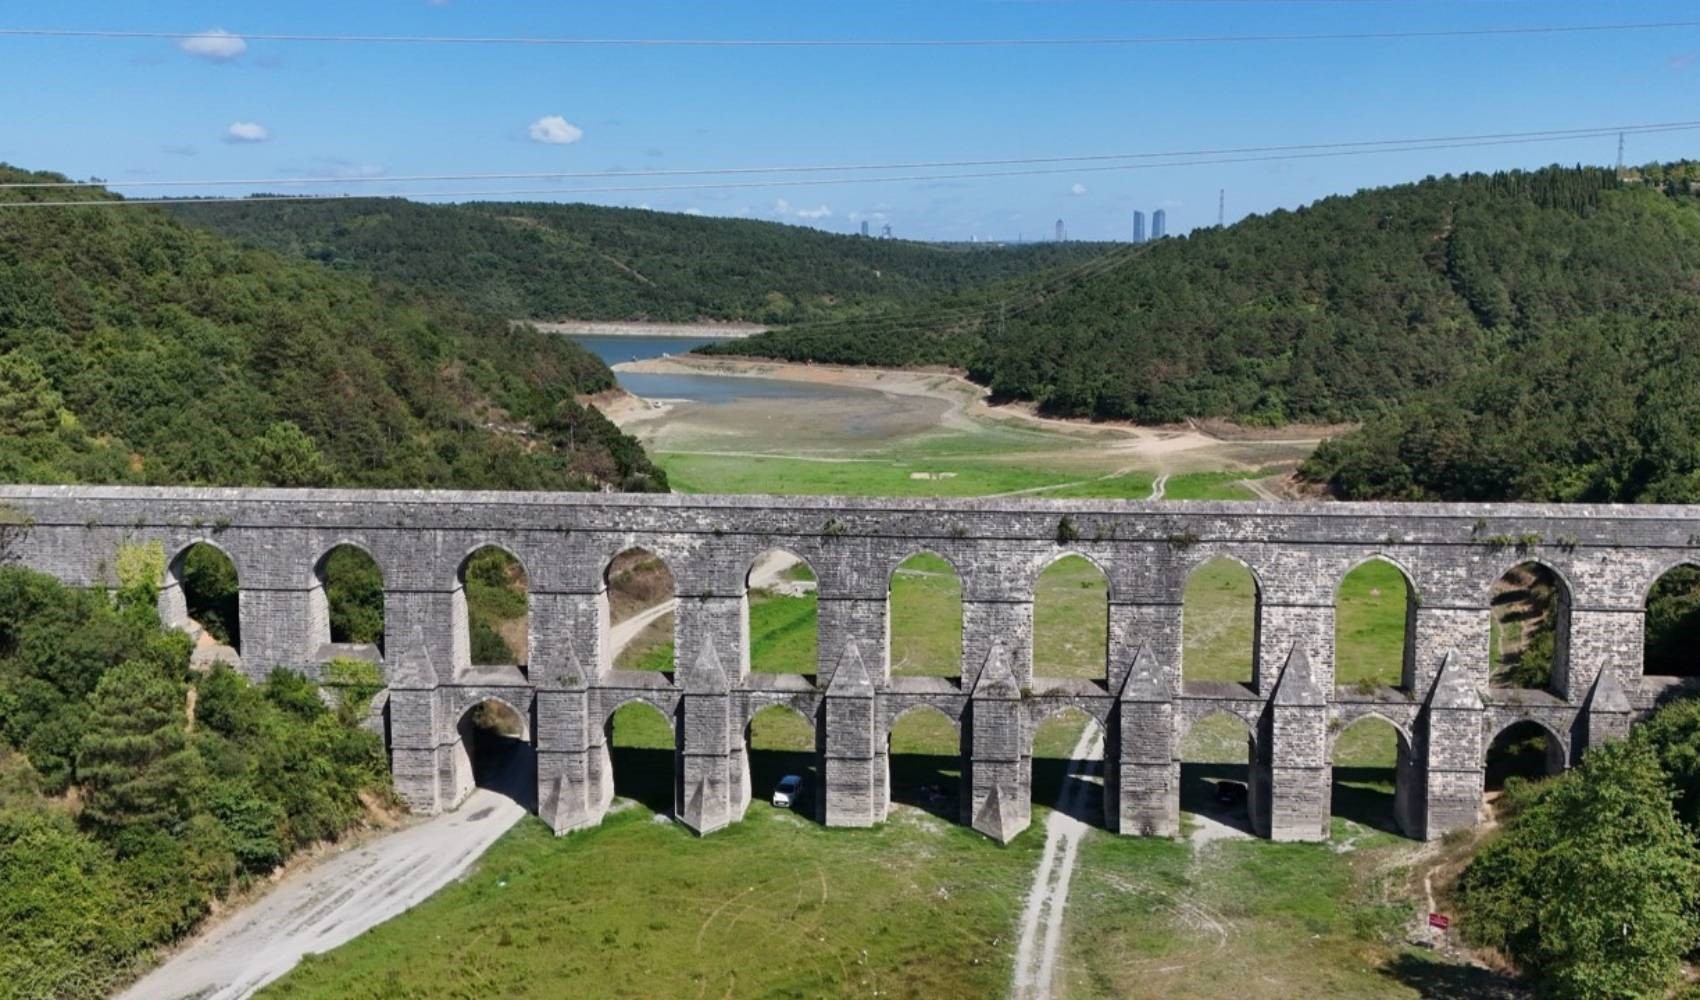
[8,486,1698,844]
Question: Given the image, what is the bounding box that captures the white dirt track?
[118,788,525,1000]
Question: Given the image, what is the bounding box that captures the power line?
[2,20,1698,48]
[1,128,1675,209]
[5,120,1691,191]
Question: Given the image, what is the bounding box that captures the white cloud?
[1070,183,1088,196]
[178,28,247,62]
[773,197,792,215]
[527,115,584,145]
[224,121,270,143]
[795,205,832,220]
[682,207,705,216]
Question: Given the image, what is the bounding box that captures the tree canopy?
[0,165,665,492]
[168,196,1111,325]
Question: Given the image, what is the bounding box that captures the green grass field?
[1182,558,1258,685]
[1334,560,1410,689]
[264,806,1043,999]
[1053,831,1484,999]
[1034,554,1109,679]
[890,553,964,677]
[658,453,1277,502]
[658,452,1158,498]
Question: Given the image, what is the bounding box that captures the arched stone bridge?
[4,485,1695,844]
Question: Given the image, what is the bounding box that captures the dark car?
[1215,780,1248,805]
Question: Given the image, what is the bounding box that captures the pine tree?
[75,661,203,835]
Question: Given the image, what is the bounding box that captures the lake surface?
[569,334,862,405]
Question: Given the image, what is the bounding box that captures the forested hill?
[0,166,665,491]
[169,197,1112,325]
[723,165,1700,503]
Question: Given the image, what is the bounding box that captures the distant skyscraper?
[1055,218,1067,242]
[860,220,870,237]
[1152,209,1167,239]
[881,223,892,239]
[1131,210,1146,244]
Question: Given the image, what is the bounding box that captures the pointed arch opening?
[1180,711,1256,836]
[887,704,962,821]
[162,542,241,668]
[454,546,529,679]
[1644,564,1700,678]
[604,548,677,675]
[1485,720,1566,797]
[1183,557,1261,690]
[1334,558,1414,693]
[743,549,818,679]
[1329,715,1415,838]
[1489,562,1569,692]
[1030,706,1107,827]
[453,698,534,810]
[606,700,679,817]
[888,552,964,680]
[746,704,820,821]
[311,544,384,660]
[1033,554,1108,685]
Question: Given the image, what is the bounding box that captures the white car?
[771,774,805,808]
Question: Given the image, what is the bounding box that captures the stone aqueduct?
[4,485,1696,844]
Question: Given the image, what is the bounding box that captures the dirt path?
[1149,473,1169,500]
[1009,724,1104,1000]
[609,598,678,659]
[1237,476,1282,501]
[119,789,526,1000]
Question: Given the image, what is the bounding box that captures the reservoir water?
[569,334,853,405]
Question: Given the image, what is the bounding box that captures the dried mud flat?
[607,354,1334,475]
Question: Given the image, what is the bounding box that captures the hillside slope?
[0,166,664,491]
[169,198,1114,325]
[726,166,1700,503]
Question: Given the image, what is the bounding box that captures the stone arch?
[887,549,965,680]
[1328,714,1417,838]
[309,541,385,660]
[886,702,964,821]
[602,697,681,817]
[1642,561,1700,678]
[1334,555,1417,692]
[1182,555,1263,689]
[160,539,243,665]
[744,702,822,820]
[887,701,962,737]
[451,697,535,811]
[741,548,819,678]
[451,544,531,678]
[1028,704,1111,827]
[1488,559,1571,694]
[601,546,678,674]
[1179,708,1259,835]
[1326,710,1413,756]
[1032,551,1110,683]
[1484,717,1568,792]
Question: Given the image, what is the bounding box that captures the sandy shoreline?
[612,354,1344,446]
[525,320,764,338]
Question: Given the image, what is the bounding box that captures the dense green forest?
[721,164,1700,505]
[0,547,389,999]
[169,196,1111,325]
[0,165,665,492]
[1458,700,1700,998]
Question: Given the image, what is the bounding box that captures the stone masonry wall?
[3,485,1695,843]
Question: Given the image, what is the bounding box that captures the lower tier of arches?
[384,682,1637,844]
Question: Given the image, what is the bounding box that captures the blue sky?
[4,1,1699,240]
